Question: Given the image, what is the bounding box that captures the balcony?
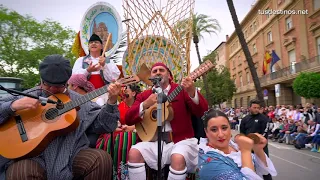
[236,83,255,93]
[259,55,320,86]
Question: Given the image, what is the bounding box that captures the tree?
[0,5,76,88]
[175,14,221,104]
[197,65,236,107]
[293,72,320,99]
[196,51,236,107]
[205,66,236,107]
[226,0,265,107]
[191,13,221,105]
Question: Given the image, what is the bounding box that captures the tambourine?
[235,133,260,144]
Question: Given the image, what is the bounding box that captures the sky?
[1,0,256,71]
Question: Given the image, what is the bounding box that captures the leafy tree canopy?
[0,5,76,88]
[202,66,236,106]
[196,51,236,106]
[293,72,320,99]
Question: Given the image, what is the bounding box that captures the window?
[317,36,320,56]
[238,56,241,65]
[266,8,271,19]
[285,16,292,30]
[246,72,250,84]
[245,30,248,38]
[253,21,257,31]
[216,51,219,61]
[250,25,253,33]
[240,75,243,87]
[288,49,296,73]
[253,44,257,53]
[0,82,16,89]
[271,64,276,73]
[233,59,236,68]
[314,0,320,10]
[267,31,273,42]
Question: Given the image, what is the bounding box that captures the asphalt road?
[232,130,320,180]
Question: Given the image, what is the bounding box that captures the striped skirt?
[96,131,137,180]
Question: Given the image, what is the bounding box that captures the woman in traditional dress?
[197,109,277,180]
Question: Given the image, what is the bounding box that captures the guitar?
[0,75,140,159]
[135,60,215,142]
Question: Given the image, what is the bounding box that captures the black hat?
[39,54,72,85]
[89,34,102,44]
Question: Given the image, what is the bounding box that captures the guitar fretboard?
[166,60,213,102]
[58,85,108,115]
[167,85,183,103]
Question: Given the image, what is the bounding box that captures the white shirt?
[72,56,120,82]
[199,138,277,180]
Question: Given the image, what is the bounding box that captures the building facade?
[214,41,227,70]
[226,0,320,108]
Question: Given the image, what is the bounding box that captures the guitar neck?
[167,85,183,103]
[59,85,108,114]
[166,60,214,102]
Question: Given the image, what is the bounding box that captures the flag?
[263,51,272,75]
[270,50,280,70]
[71,31,86,58]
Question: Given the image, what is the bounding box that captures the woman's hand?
[252,133,268,167]
[235,135,254,152]
[235,134,255,171]
[252,133,267,153]
[121,125,135,132]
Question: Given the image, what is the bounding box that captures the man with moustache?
[125,62,208,180]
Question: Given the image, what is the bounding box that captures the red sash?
[89,74,105,89]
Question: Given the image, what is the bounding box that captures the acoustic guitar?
[0,75,139,159]
[135,60,215,142]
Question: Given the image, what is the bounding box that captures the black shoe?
[294,144,301,149]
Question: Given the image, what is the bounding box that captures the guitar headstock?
[117,75,140,86]
[190,60,215,81]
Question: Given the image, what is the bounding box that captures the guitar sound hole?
[151,110,157,120]
[45,108,58,120]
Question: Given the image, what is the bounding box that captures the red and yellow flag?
[71,31,86,58]
[262,51,272,75]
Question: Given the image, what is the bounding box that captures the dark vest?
[82,55,109,85]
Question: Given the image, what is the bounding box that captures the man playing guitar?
[125,62,208,180]
[0,54,121,180]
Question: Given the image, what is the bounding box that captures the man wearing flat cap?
[125,62,208,180]
[0,54,121,180]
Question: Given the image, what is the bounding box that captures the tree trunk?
[226,0,265,107]
[194,40,210,105]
